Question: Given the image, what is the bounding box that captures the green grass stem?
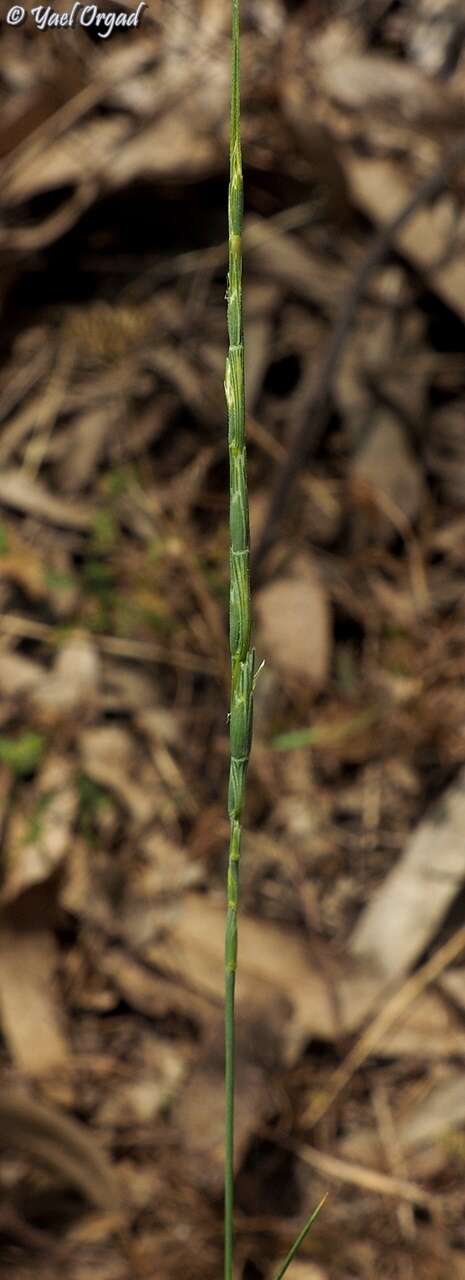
[224,5,325,1277]
[224,0,253,1277]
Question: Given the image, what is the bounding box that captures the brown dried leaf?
[176,1030,274,1195]
[284,1266,328,1280]
[109,114,217,185]
[0,468,94,528]
[0,919,69,1074]
[342,152,465,324]
[349,767,465,985]
[0,524,47,599]
[102,945,216,1028]
[318,52,465,127]
[340,1071,465,1180]
[0,48,83,160]
[3,119,128,204]
[30,635,100,724]
[348,413,424,539]
[96,1040,185,1130]
[1,757,78,905]
[256,554,332,687]
[245,215,351,310]
[0,1086,119,1209]
[80,726,158,826]
[102,660,158,713]
[54,407,118,492]
[149,892,335,1062]
[137,830,202,898]
[0,650,42,698]
[348,986,465,1057]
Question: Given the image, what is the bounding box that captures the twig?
[301,921,465,1131]
[0,1088,118,1211]
[294,1141,436,1211]
[0,613,219,674]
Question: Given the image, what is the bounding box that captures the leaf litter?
[2,2,465,1278]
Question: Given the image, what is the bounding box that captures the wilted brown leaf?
[342,152,465,324]
[0,650,42,698]
[0,916,69,1074]
[256,554,332,687]
[80,725,158,826]
[0,1086,119,1209]
[31,635,100,724]
[1,756,78,905]
[0,523,47,599]
[349,767,465,985]
[0,468,94,529]
[348,413,424,540]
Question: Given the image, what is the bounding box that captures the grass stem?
[224,6,325,1278]
[224,0,254,1277]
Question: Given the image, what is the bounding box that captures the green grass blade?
[272,1195,328,1280]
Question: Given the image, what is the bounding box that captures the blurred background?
[1,0,465,1276]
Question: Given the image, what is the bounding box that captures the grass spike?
[224,1,253,1278]
[224,5,325,1279]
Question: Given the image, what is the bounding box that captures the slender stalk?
[224,1,254,1277]
[272,1197,328,1280]
[224,7,325,1278]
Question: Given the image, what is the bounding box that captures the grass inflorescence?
[224,0,254,1276]
[224,3,325,1278]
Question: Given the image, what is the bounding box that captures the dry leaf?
[96,1040,185,1130]
[109,114,217,185]
[0,524,47,599]
[176,1036,273,1195]
[3,119,128,204]
[340,1070,465,1181]
[256,554,331,687]
[318,52,465,127]
[342,153,465,324]
[148,892,336,1062]
[31,634,100,723]
[137,831,202,898]
[245,215,351,310]
[102,945,216,1028]
[349,767,465,984]
[0,468,94,528]
[0,650,42,698]
[0,1087,119,1209]
[361,988,465,1058]
[349,413,423,538]
[55,407,118,492]
[283,1266,328,1280]
[0,916,68,1074]
[102,660,158,712]
[1,756,77,905]
[80,726,158,826]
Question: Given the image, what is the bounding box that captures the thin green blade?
[272,1195,328,1280]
